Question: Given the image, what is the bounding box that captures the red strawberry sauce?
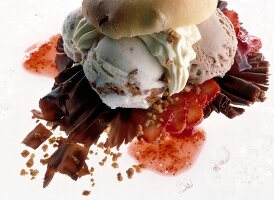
[129,130,206,175]
[23,34,60,77]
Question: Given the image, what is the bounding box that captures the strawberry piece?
[199,79,220,106]
[165,95,188,134]
[130,107,171,143]
[130,80,220,141]
[23,34,60,77]
[194,86,208,108]
[223,10,240,36]
[238,30,262,56]
[184,92,203,129]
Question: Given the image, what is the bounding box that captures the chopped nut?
[82,190,91,196]
[104,148,111,155]
[132,165,142,173]
[42,144,48,152]
[111,162,119,169]
[92,183,95,187]
[20,169,28,176]
[26,154,35,168]
[89,150,94,155]
[21,150,30,158]
[48,137,56,144]
[126,168,134,179]
[89,167,95,173]
[117,173,123,182]
[97,142,104,149]
[30,169,39,177]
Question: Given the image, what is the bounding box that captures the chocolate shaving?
[22,123,53,149]
[217,74,265,102]
[55,37,73,72]
[43,143,88,188]
[105,109,137,149]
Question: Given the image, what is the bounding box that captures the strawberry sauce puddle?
[129,130,206,175]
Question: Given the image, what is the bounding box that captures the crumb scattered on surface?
[117,173,123,182]
[26,154,35,168]
[126,168,134,179]
[21,150,30,158]
[97,142,104,149]
[20,169,28,176]
[42,144,48,152]
[82,190,91,196]
[104,148,111,155]
[30,169,39,177]
[112,153,122,162]
[111,162,119,169]
[48,137,56,145]
[43,153,49,158]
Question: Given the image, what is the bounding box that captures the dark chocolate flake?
[22,123,53,150]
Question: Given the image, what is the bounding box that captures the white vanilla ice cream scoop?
[84,37,166,109]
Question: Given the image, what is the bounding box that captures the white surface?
[0,0,274,199]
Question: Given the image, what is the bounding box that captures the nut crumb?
[126,168,134,179]
[20,169,28,176]
[30,169,39,177]
[21,150,30,158]
[42,144,48,152]
[82,190,91,196]
[111,162,119,169]
[97,142,104,149]
[43,153,49,158]
[26,154,35,168]
[117,173,123,182]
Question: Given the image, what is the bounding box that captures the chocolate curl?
[216,75,265,102]
[55,37,73,72]
[42,143,88,188]
[39,65,118,147]
[105,109,137,149]
[221,89,251,106]
[212,93,245,119]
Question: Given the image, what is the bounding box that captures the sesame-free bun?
[82,0,218,39]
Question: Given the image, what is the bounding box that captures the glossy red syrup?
[23,34,60,77]
[129,130,206,175]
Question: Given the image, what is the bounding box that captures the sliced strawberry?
[223,10,240,36]
[130,108,171,143]
[23,34,60,77]
[165,94,188,134]
[194,86,208,108]
[184,92,203,129]
[199,79,220,105]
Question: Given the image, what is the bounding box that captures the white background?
[0,0,274,199]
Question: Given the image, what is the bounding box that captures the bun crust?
[82,0,218,39]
